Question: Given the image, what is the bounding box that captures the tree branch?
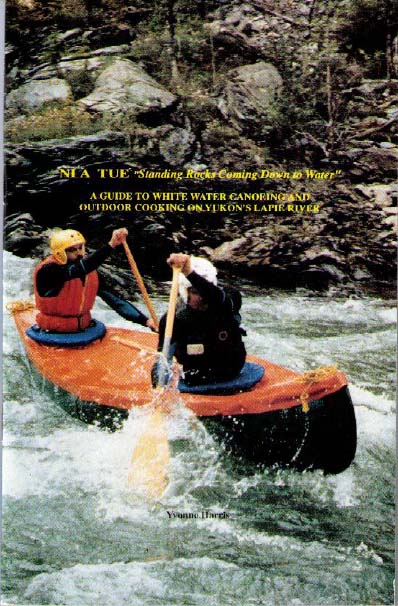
[348,116,397,140]
[297,130,329,157]
[251,1,308,28]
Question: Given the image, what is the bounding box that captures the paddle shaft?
[122,241,159,330]
[158,266,181,387]
[127,266,181,496]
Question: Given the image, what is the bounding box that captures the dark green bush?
[339,0,398,77]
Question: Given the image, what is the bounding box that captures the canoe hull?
[26,354,356,474]
[202,386,356,474]
[11,306,357,473]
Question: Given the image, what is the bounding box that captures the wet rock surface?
[78,58,177,114]
[4,1,397,295]
[217,62,283,131]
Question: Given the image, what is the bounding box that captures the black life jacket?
[173,288,246,384]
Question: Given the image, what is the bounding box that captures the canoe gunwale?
[13,307,349,417]
[11,306,357,473]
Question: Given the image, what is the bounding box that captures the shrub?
[339,0,398,77]
[5,103,102,142]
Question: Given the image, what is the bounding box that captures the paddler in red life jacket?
[153,253,246,386]
[34,227,157,333]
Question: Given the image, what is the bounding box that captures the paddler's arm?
[186,270,241,314]
[171,252,240,313]
[36,245,114,297]
[98,288,155,329]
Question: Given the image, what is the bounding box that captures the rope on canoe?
[5,305,338,415]
[6,300,35,313]
[110,335,158,357]
[295,365,339,413]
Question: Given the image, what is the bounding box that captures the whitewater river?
[2,251,396,606]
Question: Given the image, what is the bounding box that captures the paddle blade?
[127,408,170,498]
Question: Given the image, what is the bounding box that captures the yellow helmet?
[49,229,86,264]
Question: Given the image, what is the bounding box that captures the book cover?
[2,1,396,605]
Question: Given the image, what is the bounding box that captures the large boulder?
[206,2,294,54]
[218,61,283,131]
[6,78,72,114]
[4,213,45,257]
[78,58,176,114]
[358,145,398,179]
[31,56,109,84]
[158,125,195,165]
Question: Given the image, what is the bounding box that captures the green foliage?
[64,68,96,100]
[5,103,103,142]
[127,12,216,99]
[127,31,173,82]
[103,109,141,134]
[247,2,367,156]
[6,0,396,158]
[339,0,398,76]
[183,94,218,130]
[341,0,398,52]
[6,0,136,35]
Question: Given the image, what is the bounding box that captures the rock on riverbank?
[4,0,397,293]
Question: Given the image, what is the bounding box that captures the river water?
[2,251,396,606]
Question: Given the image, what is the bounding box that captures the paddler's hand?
[146,318,158,332]
[167,253,192,276]
[109,228,128,248]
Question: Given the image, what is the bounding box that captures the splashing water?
[2,252,395,606]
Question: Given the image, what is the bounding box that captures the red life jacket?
[34,256,99,332]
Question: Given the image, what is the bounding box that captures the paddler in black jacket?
[154,253,246,386]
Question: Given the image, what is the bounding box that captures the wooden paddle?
[157,265,181,387]
[127,266,181,498]
[122,240,159,331]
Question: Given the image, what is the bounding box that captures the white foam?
[23,557,238,606]
[376,308,397,324]
[350,384,395,447]
[328,468,359,508]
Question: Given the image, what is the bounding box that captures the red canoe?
[11,305,357,473]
